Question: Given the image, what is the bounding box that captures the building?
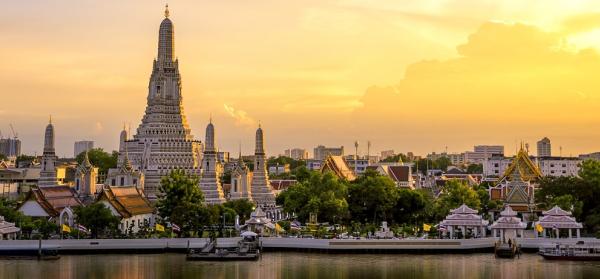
[0,216,20,240]
[18,186,82,226]
[313,145,344,161]
[230,151,252,201]
[119,6,203,197]
[474,145,504,156]
[74,140,94,157]
[199,121,226,204]
[268,164,290,175]
[447,153,465,165]
[537,137,551,157]
[321,155,356,181]
[305,159,322,171]
[344,155,370,175]
[489,206,527,240]
[38,119,58,187]
[284,148,309,160]
[439,204,488,239]
[579,152,600,161]
[217,151,230,164]
[0,138,21,158]
[535,206,583,238]
[484,155,581,178]
[73,151,99,203]
[380,150,395,160]
[97,186,155,234]
[489,152,539,216]
[370,165,414,189]
[105,151,145,191]
[250,125,276,206]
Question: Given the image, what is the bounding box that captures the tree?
[74,203,120,238]
[223,199,255,223]
[381,154,409,163]
[466,164,483,174]
[393,189,428,225]
[278,171,349,223]
[34,218,58,239]
[348,170,399,224]
[0,154,7,161]
[15,154,36,167]
[75,148,118,174]
[156,170,204,220]
[433,180,480,221]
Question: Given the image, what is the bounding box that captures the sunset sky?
[2,1,600,158]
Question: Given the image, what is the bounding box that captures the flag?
[155,223,165,232]
[77,224,90,233]
[423,223,431,232]
[172,223,181,232]
[275,223,284,233]
[536,223,543,233]
[62,224,71,233]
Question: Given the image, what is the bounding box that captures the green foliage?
[381,154,409,163]
[466,164,483,174]
[433,180,480,220]
[75,148,118,174]
[414,157,452,174]
[15,154,36,167]
[0,198,35,239]
[393,189,428,224]
[0,153,7,161]
[278,171,349,223]
[223,199,255,223]
[268,156,306,170]
[34,218,58,239]
[348,170,399,223]
[157,170,204,219]
[74,203,120,238]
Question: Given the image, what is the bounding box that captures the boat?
[494,239,520,259]
[539,241,600,261]
[186,232,261,261]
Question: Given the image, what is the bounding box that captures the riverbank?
[1,237,596,255]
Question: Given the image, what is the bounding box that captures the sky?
[2,0,600,158]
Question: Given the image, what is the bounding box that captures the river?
[0,252,598,278]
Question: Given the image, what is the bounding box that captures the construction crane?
[9,124,17,139]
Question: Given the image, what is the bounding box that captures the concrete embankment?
[0,237,596,255]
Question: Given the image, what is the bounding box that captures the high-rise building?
[537,137,552,157]
[0,138,21,158]
[250,125,275,206]
[313,145,344,161]
[380,150,395,160]
[284,148,309,160]
[74,140,94,157]
[120,6,203,197]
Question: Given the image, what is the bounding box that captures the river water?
[0,252,598,279]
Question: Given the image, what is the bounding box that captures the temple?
[38,118,58,187]
[535,206,583,238]
[439,204,488,239]
[321,155,356,181]
[230,145,252,200]
[198,120,226,204]
[120,5,203,197]
[489,145,541,215]
[489,205,527,240]
[250,125,276,206]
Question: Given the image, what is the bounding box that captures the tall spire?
[83,150,92,167]
[255,125,265,155]
[43,119,55,154]
[205,121,215,152]
[158,4,174,62]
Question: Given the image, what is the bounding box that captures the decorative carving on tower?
[230,144,252,200]
[74,151,98,203]
[199,120,226,204]
[39,118,58,187]
[119,6,203,197]
[250,125,275,206]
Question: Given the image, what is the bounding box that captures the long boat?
[539,242,600,261]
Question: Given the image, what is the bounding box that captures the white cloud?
[223,104,256,128]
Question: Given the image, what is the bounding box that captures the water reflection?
[0,253,599,279]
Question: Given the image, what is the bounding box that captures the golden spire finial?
[164,3,170,18]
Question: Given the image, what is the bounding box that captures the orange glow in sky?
[2,1,600,157]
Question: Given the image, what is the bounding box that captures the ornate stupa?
[250,125,275,206]
[38,117,58,187]
[230,144,252,200]
[120,5,203,197]
[199,120,226,204]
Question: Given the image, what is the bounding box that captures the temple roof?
[23,186,82,217]
[497,145,542,183]
[538,205,582,229]
[542,205,571,216]
[450,204,478,215]
[0,216,20,235]
[440,204,487,226]
[98,186,154,218]
[388,166,410,183]
[321,155,356,181]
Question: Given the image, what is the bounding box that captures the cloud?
[352,21,600,151]
[223,104,256,128]
[94,122,104,135]
[562,13,600,34]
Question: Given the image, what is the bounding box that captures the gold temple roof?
[497,145,542,183]
[320,155,356,181]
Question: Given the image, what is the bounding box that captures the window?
[133,179,137,186]
[494,163,499,167]
[76,180,80,191]
[111,179,116,186]
[495,170,499,174]
[120,177,125,186]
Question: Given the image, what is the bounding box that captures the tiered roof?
[24,186,82,217]
[497,145,542,183]
[538,206,583,229]
[440,204,488,227]
[98,186,154,218]
[490,206,527,229]
[321,155,356,181]
[0,216,20,235]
